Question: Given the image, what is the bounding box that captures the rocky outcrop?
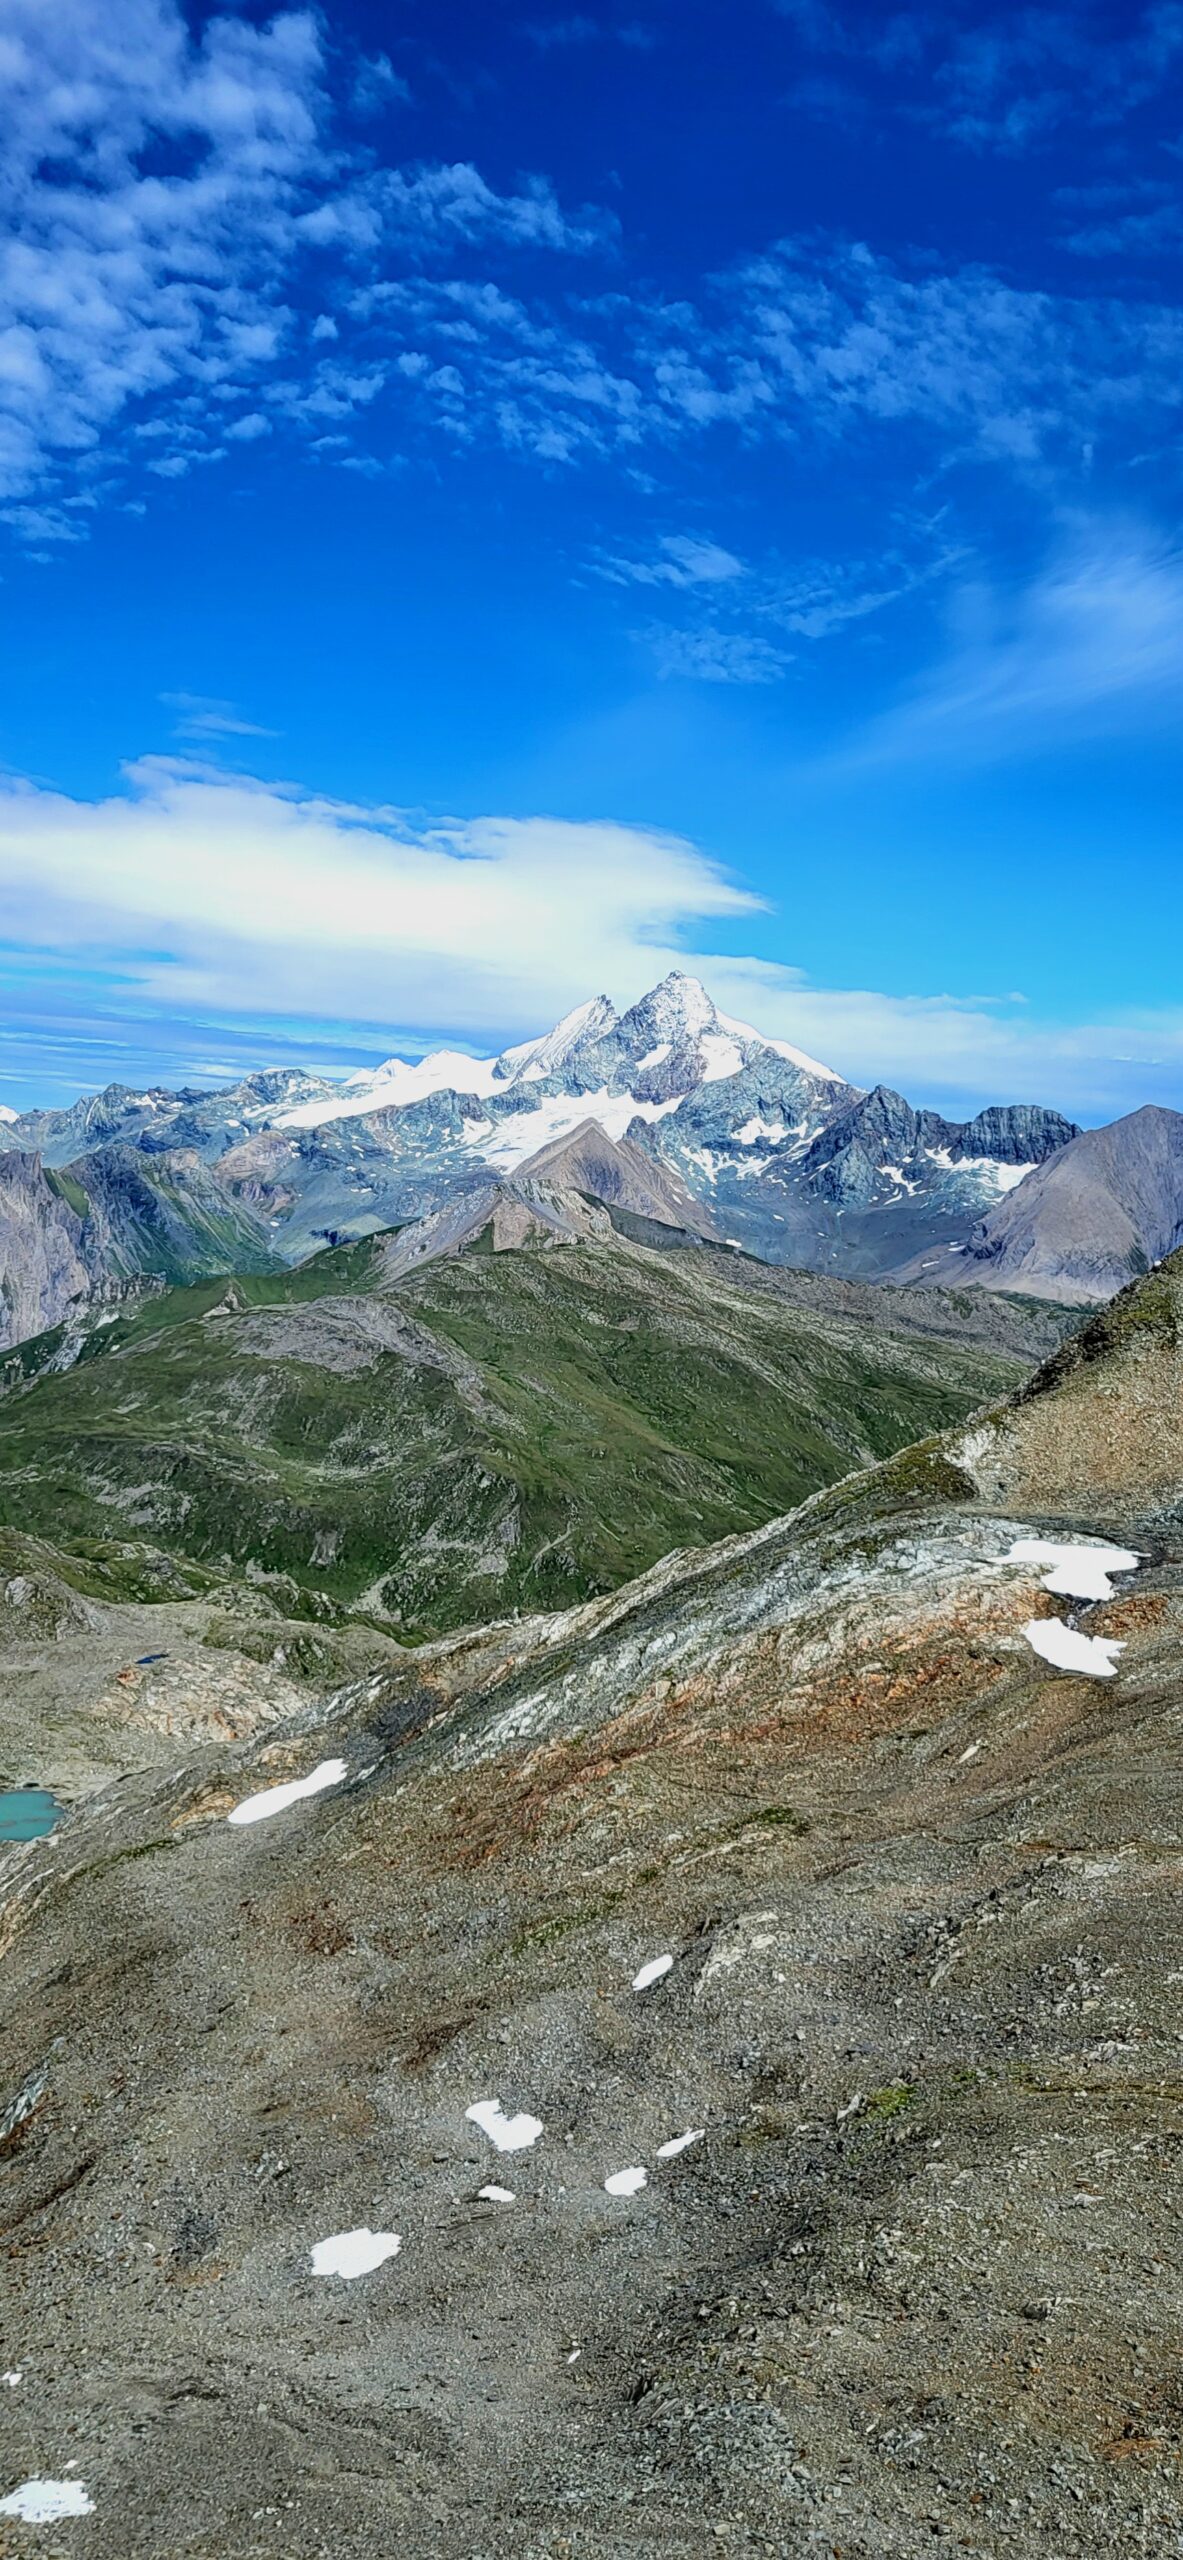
[0,1152,91,1347]
[891,1104,1183,1302]
[514,1118,718,1235]
[0,1142,283,1353]
[70,1144,280,1285]
[800,1085,1079,1205]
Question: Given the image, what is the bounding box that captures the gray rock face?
[891,1103,1183,1302]
[0,1143,283,1353]
[514,1118,718,1235]
[0,1153,91,1348]
[68,1145,280,1285]
[639,1077,1079,1278]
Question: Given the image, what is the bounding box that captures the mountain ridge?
[892,1102,1183,1302]
[0,972,1086,1298]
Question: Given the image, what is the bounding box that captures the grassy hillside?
[0,1225,1044,1638]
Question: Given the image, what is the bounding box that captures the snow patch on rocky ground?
[227,1757,347,1826]
[1022,1618,1125,1679]
[310,2228,401,2280]
[0,2480,94,2521]
[632,1953,673,1991]
[466,2099,544,2152]
[1005,1537,1140,1603]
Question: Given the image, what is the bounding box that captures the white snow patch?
[604,2166,648,2196]
[715,1008,843,1083]
[736,1116,787,1146]
[478,2184,516,2203]
[635,1042,671,1072]
[632,1954,674,1992]
[227,1756,347,1826]
[1005,1538,1140,1603]
[478,1087,681,1171]
[310,2227,401,2280]
[924,1146,1035,1195]
[277,1050,502,1127]
[0,2481,94,2522]
[1,2373,21,2387]
[466,2099,544,2153]
[0,1105,18,1124]
[1022,1619,1125,1679]
[656,2129,703,2159]
[698,1032,746,1084]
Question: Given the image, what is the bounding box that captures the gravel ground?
[1,1258,1182,2558]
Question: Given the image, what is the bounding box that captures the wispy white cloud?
[597,533,746,587]
[160,693,279,740]
[839,523,1183,764]
[643,625,793,682]
[0,0,609,527]
[0,750,1177,1116]
[614,526,961,683]
[0,756,761,1037]
[775,2,1183,153]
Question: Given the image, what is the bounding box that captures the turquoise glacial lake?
[0,1787,63,1842]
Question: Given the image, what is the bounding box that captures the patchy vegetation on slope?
[0,1225,1045,1639]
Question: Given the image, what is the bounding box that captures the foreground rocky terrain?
[1,1247,1180,2556]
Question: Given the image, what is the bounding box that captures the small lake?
[0,1787,64,1842]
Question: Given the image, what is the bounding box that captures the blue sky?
[0,0,1181,1117]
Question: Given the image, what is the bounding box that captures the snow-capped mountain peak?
[271,973,847,1138]
[715,1007,844,1086]
[494,993,619,1084]
[626,970,717,1043]
[0,972,1084,1286]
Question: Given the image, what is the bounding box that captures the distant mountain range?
[1,971,1182,1341]
[0,972,1110,1341]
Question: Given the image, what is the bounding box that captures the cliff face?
[0,1151,91,1348]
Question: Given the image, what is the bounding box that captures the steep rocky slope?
[515,1118,718,1235]
[0,1219,1046,1643]
[1,1257,1181,2555]
[893,1104,1183,1302]
[643,1077,1079,1277]
[0,1151,93,1348]
[0,1144,280,1349]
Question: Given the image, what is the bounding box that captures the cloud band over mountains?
[1,751,1179,1121]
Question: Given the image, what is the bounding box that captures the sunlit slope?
[0,1224,1037,1637]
